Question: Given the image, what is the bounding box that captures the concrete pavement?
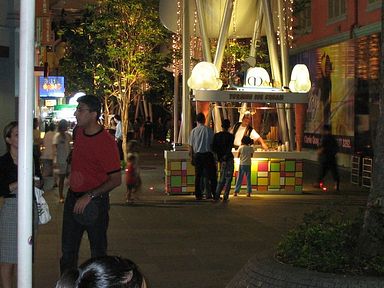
[33,143,369,287]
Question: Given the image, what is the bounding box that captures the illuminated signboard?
[39,76,65,98]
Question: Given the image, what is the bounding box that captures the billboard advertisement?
[39,76,65,98]
[291,39,355,153]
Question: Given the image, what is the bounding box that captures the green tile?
[171,176,182,187]
[251,173,257,185]
[187,175,195,185]
[270,162,280,172]
[295,185,303,192]
[285,160,295,172]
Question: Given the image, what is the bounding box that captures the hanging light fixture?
[289,64,311,93]
[244,67,271,88]
[187,61,223,90]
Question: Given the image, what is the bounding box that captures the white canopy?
[159,0,280,38]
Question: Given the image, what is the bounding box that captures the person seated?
[55,255,147,288]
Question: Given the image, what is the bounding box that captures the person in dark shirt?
[316,124,340,191]
[0,121,42,288]
[143,117,153,147]
[212,119,235,202]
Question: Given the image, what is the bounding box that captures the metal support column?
[195,0,212,63]
[18,0,35,286]
[278,0,294,150]
[213,0,234,131]
[261,0,289,144]
[182,0,191,144]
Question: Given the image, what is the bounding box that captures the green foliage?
[276,208,384,276]
[58,0,172,113]
[58,16,100,96]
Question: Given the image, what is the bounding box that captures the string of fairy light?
[172,0,295,77]
[277,0,294,48]
[172,0,182,77]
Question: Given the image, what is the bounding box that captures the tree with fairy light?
[59,0,171,161]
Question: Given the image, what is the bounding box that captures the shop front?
[164,88,310,195]
[165,149,309,195]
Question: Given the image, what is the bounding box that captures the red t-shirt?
[125,162,137,185]
[70,127,120,192]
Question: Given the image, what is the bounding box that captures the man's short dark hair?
[241,135,253,145]
[196,112,205,124]
[77,95,101,119]
[222,119,230,129]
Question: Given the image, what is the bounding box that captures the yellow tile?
[295,172,303,178]
[286,177,295,185]
[258,178,269,186]
[270,172,280,186]
[170,161,181,170]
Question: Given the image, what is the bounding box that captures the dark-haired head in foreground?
[56,256,146,288]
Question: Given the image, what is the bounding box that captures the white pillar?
[181,0,191,144]
[261,0,289,143]
[212,0,234,131]
[250,1,263,59]
[173,73,179,143]
[195,0,212,62]
[18,0,35,286]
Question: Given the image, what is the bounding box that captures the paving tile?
[33,143,369,288]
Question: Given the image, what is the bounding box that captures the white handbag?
[34,188,52,225]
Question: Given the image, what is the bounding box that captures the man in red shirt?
[60,95,121,274]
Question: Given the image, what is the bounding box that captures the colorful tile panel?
[165,156,305,194]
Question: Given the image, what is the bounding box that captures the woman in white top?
[53,120,72,203]
[40,122,56,178]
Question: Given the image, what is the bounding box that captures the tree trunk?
[358,3,384,257]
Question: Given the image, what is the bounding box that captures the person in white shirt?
[114,115,123,160]
[41,122,56,179]
[234,136,254,197]
[231,112,268,150]
[53,119,72,203]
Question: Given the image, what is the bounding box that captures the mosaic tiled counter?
[164,150,309,195]
[164,151,195,195]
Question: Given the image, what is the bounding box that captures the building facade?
[291,0,381,165]
[0,0,18,153]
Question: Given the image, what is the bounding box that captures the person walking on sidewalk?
[114,115,124,161]
[125,153,139,203]
[234,136,254,197]
[212,119,234,202]
[53,119,72,203]
[60,95,121,274]
[189,112,217,200]
[315,124,340,191]
[143,117,153,147]
[40,122,56,183]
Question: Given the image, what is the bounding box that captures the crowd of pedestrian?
[109,115,170,148]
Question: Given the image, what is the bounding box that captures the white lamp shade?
[244,67,271,88]
[188,62,222,90]
[289,64,311,93]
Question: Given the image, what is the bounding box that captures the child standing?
[234,135,254,197]
[125,153,139,203]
